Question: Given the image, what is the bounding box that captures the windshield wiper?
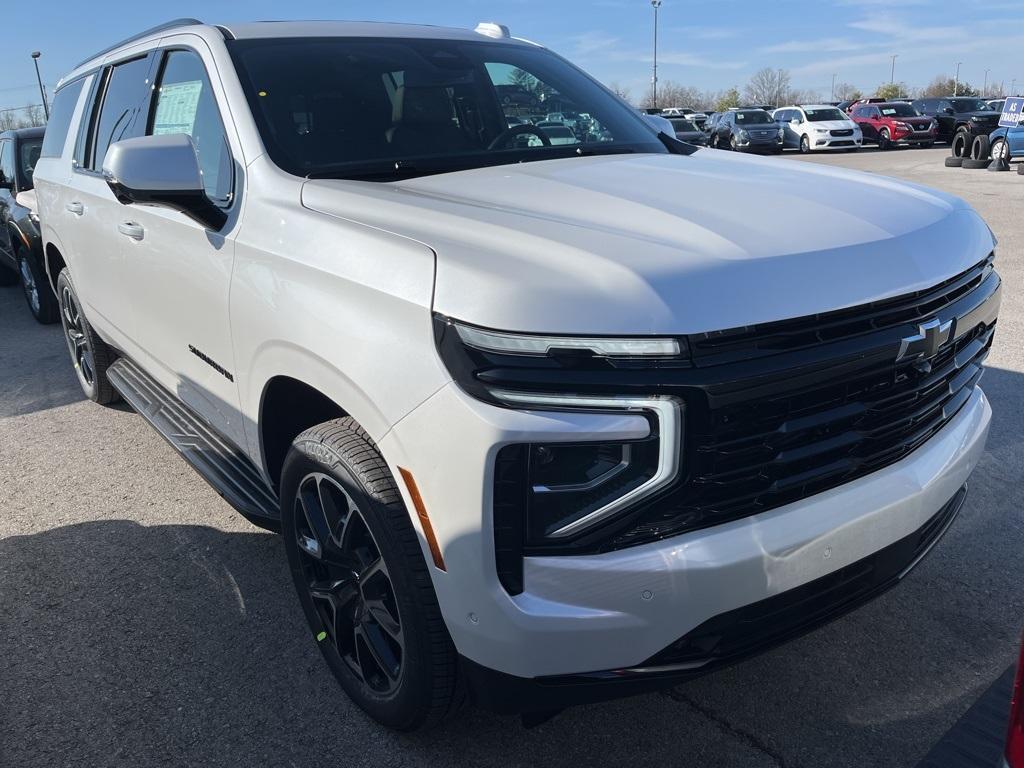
[572,146,637,157]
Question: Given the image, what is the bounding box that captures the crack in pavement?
[661,687,791,768]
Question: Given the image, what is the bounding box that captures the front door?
[0,138,15,267]
[115,43,245,447]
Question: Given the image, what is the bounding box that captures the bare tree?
[23,104,45,127]
[607,81,632,103]
[833,82,862,101]
[744,68,791,107]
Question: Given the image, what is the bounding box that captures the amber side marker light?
[398,467,446,572]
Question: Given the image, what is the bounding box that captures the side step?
[107,357,280,531]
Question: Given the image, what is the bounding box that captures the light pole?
[954,62,962,97]
[1013,78,1017,96]
[31,51,48,121]
[651,0,662,110]
[890,54,898,85]
[983,69,990,97]
[831,73,837,102]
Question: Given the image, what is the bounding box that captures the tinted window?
[0,140,13,186]
[17,138,43,190]
[148,49,233,204]
[805,108,846,121]
[91,56,152,170]
[669,118,697,131]
[227,37,665,180]
[734,110,773,124]
[879,103,920,117]
[41,79,85,158]
[950,98,991,113]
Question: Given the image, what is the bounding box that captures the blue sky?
[4,0,1022,113]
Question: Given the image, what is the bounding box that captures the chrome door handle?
[65,201,84,215]
[117,222,145,241]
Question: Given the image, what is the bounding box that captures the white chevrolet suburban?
[35,18,1000,730]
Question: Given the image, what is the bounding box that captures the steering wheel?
[488,124,552,150]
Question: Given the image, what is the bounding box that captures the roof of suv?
[222,20,520,42]
[63,18,530,86]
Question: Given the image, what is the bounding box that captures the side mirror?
[942,107,954,115]
[790,118,801,125]
[102,134,226,231]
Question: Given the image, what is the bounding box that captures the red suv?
[849,102,937,149]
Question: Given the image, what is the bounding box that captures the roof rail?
[73,18,204,70]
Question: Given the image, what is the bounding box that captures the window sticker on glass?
[153,80,204,135]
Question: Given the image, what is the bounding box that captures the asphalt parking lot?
[1,146,1022,768]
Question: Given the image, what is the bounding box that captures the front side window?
[148,49,233,204]
[227,36,665,180]
[91,56,153,170]
[40,79,85,158]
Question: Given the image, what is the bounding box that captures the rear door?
[115,42,245,446]
[63,51,155,347]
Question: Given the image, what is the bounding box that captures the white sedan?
[774,104,863,152]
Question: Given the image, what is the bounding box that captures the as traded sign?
[999,97,1024,128]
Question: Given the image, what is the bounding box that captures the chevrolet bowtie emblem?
[896,318,954,366]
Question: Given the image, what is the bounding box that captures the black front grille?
[639,485,967,671]
[831,128,854,137]
[608,257,999,550]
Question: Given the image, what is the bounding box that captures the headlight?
[454,323,680,357]
[28,211,39,224]
[814,127,828,133]
[971,116,980,122]
[493,391,680,543]
[778,127,785,138]
[738,129,749,140]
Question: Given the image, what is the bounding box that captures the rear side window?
[147,49,233,204]
[40,79,85,158]
[0,140,13,186]
[90,56,153,170]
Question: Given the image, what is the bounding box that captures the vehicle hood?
[301,151,994,335]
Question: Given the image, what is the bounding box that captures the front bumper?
[382,379,991,682]
[810,132,863,150]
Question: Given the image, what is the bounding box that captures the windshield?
[879,103,921,117]
[669,118,698,132]
[228,37,665,180]
[17,137,42,190]
[734,110,773,124]
[805,108,846,122]
[950,98,992,113]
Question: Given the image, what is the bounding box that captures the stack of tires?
[945,129,994,169]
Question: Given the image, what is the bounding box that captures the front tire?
[280,418,461,731]
[879,128,891,150]
[991,138,1009,163]
[56,269,118,404]
[17,243,58,324]
[799,134,810,153]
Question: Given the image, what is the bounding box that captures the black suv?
[709,109,783,152]
[911,97,1000,143]
[0,127,55,323]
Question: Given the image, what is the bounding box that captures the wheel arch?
[258,375,353,492]
[44,241,68,296]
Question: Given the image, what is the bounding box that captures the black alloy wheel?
[292,471,405,697]
[879,128,891,150]
[60,279,97,390]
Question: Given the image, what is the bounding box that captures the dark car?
[911,96,1001,143]
[0,127,54,323]
[710,109,783,152]
[495,84,539,109]
[850,102,937,149]
[668,117,707,146]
